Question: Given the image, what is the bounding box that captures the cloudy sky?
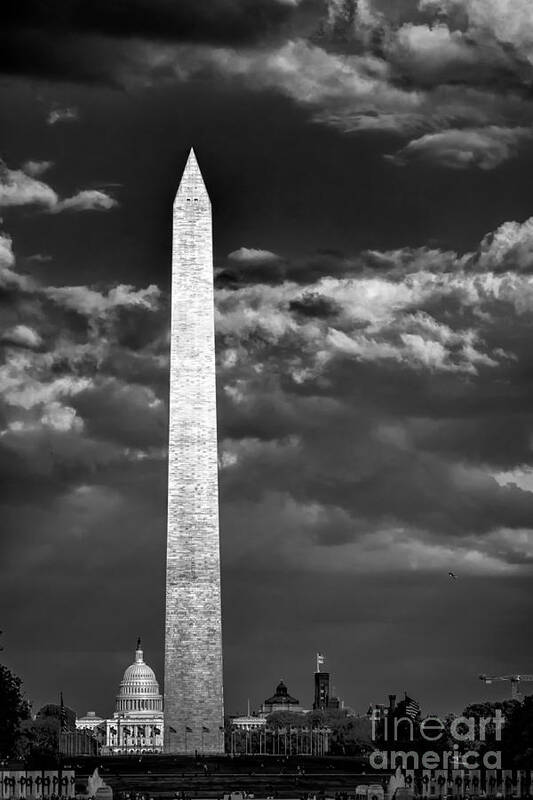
[2,0,533,720]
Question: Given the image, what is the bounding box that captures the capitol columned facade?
[76,640,164,754]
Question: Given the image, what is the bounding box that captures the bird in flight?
[448,571,458,580]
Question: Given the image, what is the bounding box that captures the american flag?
[59,692,68,732]
[404,696,421,719]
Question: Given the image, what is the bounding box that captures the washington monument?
[164,149,224,754]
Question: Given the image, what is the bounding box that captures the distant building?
[76,711,104,732]
[367,693,421,743]
[76,640,164,754]
[231,715,267,731]
[314,672,330,710]
[260,681,307,716]
[367,695,397,722]
[367,703,388,721]
[34,703,96,756]
[313,671,341,711]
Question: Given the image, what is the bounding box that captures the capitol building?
[76,640,164,754]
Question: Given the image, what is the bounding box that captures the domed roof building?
[115,639,163,715]
[260,680,307,716]
[76,639,164,754]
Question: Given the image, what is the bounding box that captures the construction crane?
[479,673,533,701]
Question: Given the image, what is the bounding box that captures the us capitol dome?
[115,639,163,715]
[77,639,164,754]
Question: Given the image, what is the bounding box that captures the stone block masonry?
[164,149,224,754]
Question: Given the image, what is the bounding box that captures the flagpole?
[57,691,62,765]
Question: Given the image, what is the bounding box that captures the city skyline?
[2,0,533,723]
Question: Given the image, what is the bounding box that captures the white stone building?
[75,711,105,732]
[231,715,267,731]
[76,641,164,754]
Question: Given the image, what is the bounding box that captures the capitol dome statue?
[115,638,163,715]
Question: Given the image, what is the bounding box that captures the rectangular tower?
[313,672,330,711]
[164,149,224,754]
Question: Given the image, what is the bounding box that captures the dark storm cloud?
[2,0,306,46]
[72,380,167,450]
[4,0,533,172]
[0,31,135,85]
[0,226,170,711]
[217,374,533,542]
[0,0,317,85]
[218,249,364,287]
[0,228,165,521]
[212,215,533,571]
[4,207,533,716]
[289,291,342,319]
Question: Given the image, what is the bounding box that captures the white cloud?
[392,22,478,72]
[0,233,15,270]
[420,0,533,64]
[22,160,54,178]
[0,161,118,213]
[475,217,533,271]
[0,164,58,208]
[216,229,533,377]
[141,38,425,134]
[51,189,118,213]
[388,126,532,169]
[387,19,514,85]
[0,232,32,290]
[0,352,92,411]
[40,402,84,433]
[44,283,161,316]
[493,469,533,493]
[1,325,43,349]
[47,107,79,126]
[228,247,280,263]
[325,325,496,374]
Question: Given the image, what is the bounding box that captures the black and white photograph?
[2,0,533,797]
